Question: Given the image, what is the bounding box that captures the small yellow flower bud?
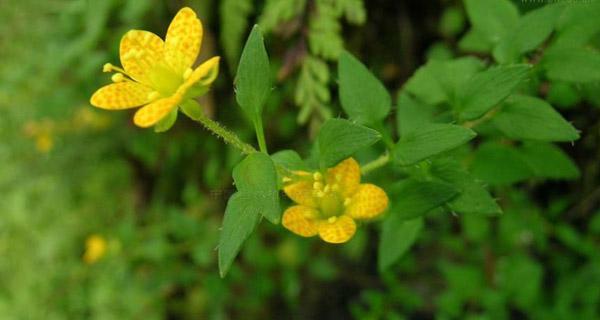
[313,182,323,190]
[316,191,325,198]
[282,176,292,183]
[313,172,323,181]
[103,63,113,72]
[111,73,125,82]
[344,198,352,206]
[324,184,331,193]
[327,216,337,223]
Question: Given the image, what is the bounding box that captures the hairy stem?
[194,112,257,155]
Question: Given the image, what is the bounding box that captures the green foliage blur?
[1,0,599,319]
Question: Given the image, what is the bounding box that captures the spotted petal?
[90,82,153,110]
[346,184,389,220]
[327,158,360,197]
[282,205,319,237]
[165,7,203,74]
[178,56,220,95]
[120,30,165,85]
[318,215,357,244]
[133,95,180,128]
[283,179,317,207]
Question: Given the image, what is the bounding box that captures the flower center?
[318,191,344,218]
[148,63,184,96]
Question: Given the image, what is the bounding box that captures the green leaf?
[492,95,580,141]
[464,0,519,45]
[308,1,343,60]
[153,108,178,133]
[295,55,331,124]
[543,47,600,83]
[493,4,562,63]
[507,4,564,53]
[387,179,458,220]
[471,142,534,186]
[317,118,381,167]
[396,92,437,136]
[270,150,307,171]
[458,29,494,53]
[232,152,281,224]
[431,158,502,215]
[403,57,484,106]
[218,192,262,278]
[394,124,476,166]
[457,64,531,120]
[439,6,465,37]
[547,82,582,109]
[519,142,580,180]
[378,217,423,271]
[338,50,391,124]
[235,25,271,119]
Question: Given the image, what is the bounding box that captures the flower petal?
[283,179,317,207]
[282,205,319,237]
[133,95,180,128]
[165,7,203,74]
[318,215,357,244]
[90,82,153,110]
[120,30,165,85]
[178,57,220,95]
[327,158,360,197]
[346,184,389,220]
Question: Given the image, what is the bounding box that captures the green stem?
[462,106,501,129]
[193,111,256,155]
[254,116,268,153]
[361,152,391,175]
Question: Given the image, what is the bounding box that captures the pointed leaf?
[379,218,423,271]
[218,193,261,278]
[317,118,381,167]
[339,50,391,124]
[457,64,531,120]
[235,25,271,119]
[492,95,580,141]
[394,124,476,166]
[232,152,281,224]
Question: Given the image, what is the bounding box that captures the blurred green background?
[1,0,599,319]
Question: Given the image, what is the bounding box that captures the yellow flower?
[90,7,219,128]
[83,234,107,264]
[282,158,389,244]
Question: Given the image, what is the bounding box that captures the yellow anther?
[324,184,331,193]
[316,191,325,198]
[103,63,113,72]
[313,182,323,190]
[344,198,351,206]
[111,73,125,82]
[147,91,160,101]
[327,216,337,223]
[313,172,323,181]
[282,176,292,183]
[335,173,342,181]
[183,68,193,80]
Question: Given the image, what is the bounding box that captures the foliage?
[1,0,599,319]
